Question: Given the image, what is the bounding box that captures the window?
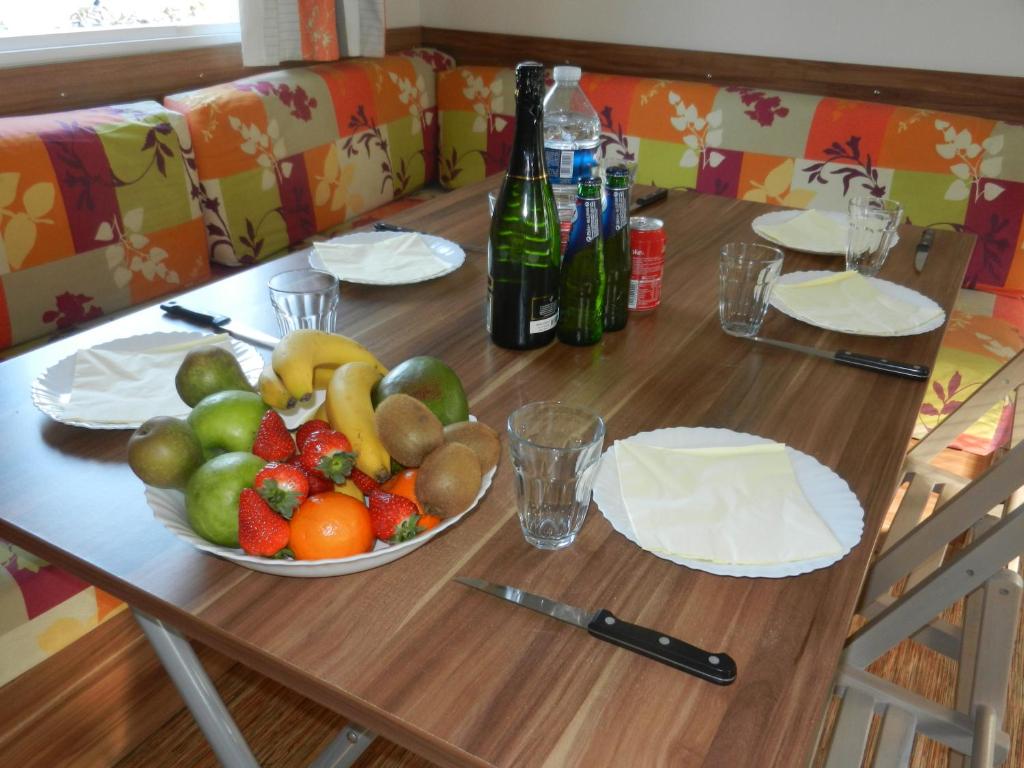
[0,0,240,68]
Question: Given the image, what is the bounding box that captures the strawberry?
[254,462,308,519]
[238,488,290,557]
[295,418,332,452]
[252,410,294,462]
[367,489,423,543]
[299,431,356,484]
[290,460,334,495]
[349,467,380,495]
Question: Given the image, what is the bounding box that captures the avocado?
[372,356,470,426]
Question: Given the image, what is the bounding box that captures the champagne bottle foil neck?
[514,61,547,106]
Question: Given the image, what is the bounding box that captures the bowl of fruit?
[133,331,499,577]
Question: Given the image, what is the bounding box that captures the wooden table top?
[0,178,972,767]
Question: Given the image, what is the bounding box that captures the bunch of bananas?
[259,330,392,482]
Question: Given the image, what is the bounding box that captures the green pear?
[175,346,253,407]
[187,390,269,461]
[128,416,204,489]
[185,451,265,547]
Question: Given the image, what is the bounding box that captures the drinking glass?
[268,268,339,335]
[507,401,606,550]
[846,196,903,277]
[718,242,784,337]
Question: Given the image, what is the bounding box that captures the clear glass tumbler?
[846,196,903,277]
[507,401,606,550]
[718,242,784,337]
[268,268,340,335]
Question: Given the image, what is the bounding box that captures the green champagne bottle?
[487,62,561,350]
[602,165,631,331]
[557,177,605,346]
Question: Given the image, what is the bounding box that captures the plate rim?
[30,331,264,430]
[309,231,466,286]
[769,269,946,337]
[592,426,864,578]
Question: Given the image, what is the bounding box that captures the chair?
[820,351,1024,767]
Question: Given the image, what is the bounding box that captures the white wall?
[386,0,421,28]
[418,0,1024,78]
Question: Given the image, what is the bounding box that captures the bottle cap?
[553,65,582,82]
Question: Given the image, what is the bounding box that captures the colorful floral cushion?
[166,54,441,266]
[0,102,210,350]
[437,67,1024,297]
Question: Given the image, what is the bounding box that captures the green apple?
[185,451,266,547]
[128,416,204,489]
[187,390,269,460]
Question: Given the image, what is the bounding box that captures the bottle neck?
[508,99,546,180]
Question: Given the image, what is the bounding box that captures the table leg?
[133,609,259,768]
[308,724,376,768]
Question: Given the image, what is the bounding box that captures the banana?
[326,361,391,482]
[313,401,328,422]
[272,329,388,402]
[258,364,337,409]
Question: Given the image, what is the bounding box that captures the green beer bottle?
[487,62,561,350]
[557,177,605,346]
[602,165,631,331]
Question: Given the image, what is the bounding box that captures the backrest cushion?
[166,53,440,266]
[437,65,1024,297]
[0,102,209,350]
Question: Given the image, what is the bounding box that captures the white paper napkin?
[758,209,847,252]
[772,271,944,334]
[314,232,451,283]
[62,334,235,424]
[614,440,842,564]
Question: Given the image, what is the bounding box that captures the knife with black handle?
[751,336,930,380]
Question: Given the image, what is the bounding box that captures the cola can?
[628,216,665,312]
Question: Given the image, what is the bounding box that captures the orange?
[289,492,375,560]
[381,469,425,515]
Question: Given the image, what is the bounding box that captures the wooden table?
[0,178,972,767]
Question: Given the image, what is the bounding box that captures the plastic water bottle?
[543,66,601,251]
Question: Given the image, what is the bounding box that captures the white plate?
[309,231,465,285]
[30,332,264,430]
[592,427,863,578]
[752,210,900,255]
[770,270,946,337]
[146,465,496,577]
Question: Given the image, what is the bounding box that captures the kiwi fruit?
[416,443,482,518]
[443,421,500,473]
[374,393,444,467]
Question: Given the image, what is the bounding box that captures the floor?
[113,447,1021,768]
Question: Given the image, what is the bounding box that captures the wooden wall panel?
[421,27,1024,125]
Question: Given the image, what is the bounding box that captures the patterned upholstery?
[0,102,210,350]
[438,67,1024,297]
[166,54,442,266]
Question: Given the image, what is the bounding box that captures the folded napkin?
[62,334,236,424]
[772,271,944,334]
[758,209,847,253]
[614,440,842,564]
[314,232,451,283]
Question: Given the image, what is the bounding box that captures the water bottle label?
[544,146,599,186]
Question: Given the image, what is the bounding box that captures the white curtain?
[239,0,385,66]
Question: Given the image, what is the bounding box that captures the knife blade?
[751,335,930,380]
[454,576,737,685]
[372,222,486,254]
[914,228,935,273]
[160,301,280,349]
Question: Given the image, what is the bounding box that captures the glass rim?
[268,268,339,294]
[720,241,784,262]
[507,400,606,451]
[848,195,903,213]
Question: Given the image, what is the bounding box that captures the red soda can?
[628,216,665,312]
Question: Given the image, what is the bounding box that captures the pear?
[128,416,204,489]
[175,346,253,407]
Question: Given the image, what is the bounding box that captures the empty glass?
[719,242,784,337]
[846,196,903,277]
[268,268,339,335]
[507,401,606,550]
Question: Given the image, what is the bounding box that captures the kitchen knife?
[751,335,930,380]
[372,222,486,254]
[160,301,280,349]
[454,576,737,685]
[914,228,935,273]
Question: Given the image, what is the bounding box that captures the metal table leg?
[134,609,377,768]
[134,609,259,768]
